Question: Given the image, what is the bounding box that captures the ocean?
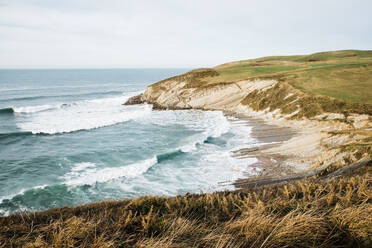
[0,69,260,216]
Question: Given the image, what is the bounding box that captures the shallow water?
[0,69,262,216]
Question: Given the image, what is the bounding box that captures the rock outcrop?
[123,94,144,105]
[127,78,277,113]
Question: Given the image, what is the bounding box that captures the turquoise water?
[0,69,259,216]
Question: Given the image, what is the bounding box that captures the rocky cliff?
[125,62,371,178]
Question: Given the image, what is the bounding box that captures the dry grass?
[240,82,372,117]
[151,68,219,90]
[1,165,371,247]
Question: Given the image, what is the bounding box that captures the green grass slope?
[149,50,372,117]
[192,50,372,105]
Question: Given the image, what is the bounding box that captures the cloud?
[0,0,371,68]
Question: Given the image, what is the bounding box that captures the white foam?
[32,184,49,190]
[0,190,26,204]
[180,141,199,153]
[147,109,231,153]
[63,157,157,186]
[225,118,257,149]
[13,104,57,114]
[0,184,48,204]
[0,209,10,216]
[16,92,150,134]
[202,151,258,173]
[204,111,230,138]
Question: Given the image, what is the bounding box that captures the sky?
[0,0,371,69]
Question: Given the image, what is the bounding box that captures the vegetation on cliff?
[213,50,372,104]
[148,50,372,116]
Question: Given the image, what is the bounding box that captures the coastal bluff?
[125,51,372,179]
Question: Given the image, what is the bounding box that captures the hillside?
[144,50,372,115]
[176,50,372,104]
[1,50,371,247]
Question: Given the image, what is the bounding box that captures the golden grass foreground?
[0,165,371,247]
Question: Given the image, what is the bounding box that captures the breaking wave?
[0,107,14,115]
[15,92,149,134]
[63,158,158,186]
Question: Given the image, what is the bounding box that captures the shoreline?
[146,102,336,188]
[127,74,371,188]
[150,103,371,189]
[225,112,298,183]
[223,104,370,188]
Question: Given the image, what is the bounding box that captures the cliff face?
[141,78,277,112]
[128,66,371,119]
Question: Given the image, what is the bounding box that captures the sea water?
[0,69,260,216]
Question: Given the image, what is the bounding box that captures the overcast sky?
[0,0,371,68]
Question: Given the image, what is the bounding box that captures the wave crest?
[16,92,149,134]
[63,157,157,186]
[13,105,56,114]
[0,131,33,141]
[156,149,184,163]
[0,107,14,115]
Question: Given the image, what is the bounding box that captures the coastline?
[229,114,296,179]
[2,51,371,247]
[211,107,341,188]
[149,102,303,183]
[125,73,371,187]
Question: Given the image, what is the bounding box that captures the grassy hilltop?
[1,50,371,247]
[197,50,372,104]
[150,50,372,118]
